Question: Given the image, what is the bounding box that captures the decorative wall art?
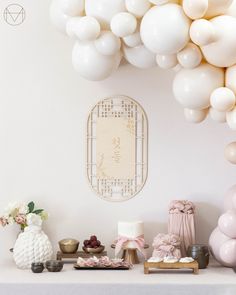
[50,0,236,162]
[87,96,148,201]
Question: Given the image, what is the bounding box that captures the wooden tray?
[144,261,199,274]
[74,264,130,270]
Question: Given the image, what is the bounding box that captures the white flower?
[7,217,14,225]
[26,213,42,227]
[4,202,20,217]
[18,204,29,215]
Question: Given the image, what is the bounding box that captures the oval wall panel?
[87,95,148,202]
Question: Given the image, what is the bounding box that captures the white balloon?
[205,0,233,19]
[72,41,121,80]
[210,87,236,112]
[226,65,236,94]
[226,106,236,130]
[125,0,151,18]
[123,30,142,48]
[66,17,82,38]
[173,63,224,110]
[156,54,178,69]
[184,108,208,123]
[50,0,70,33]
[225,142,236,164]
[209,108,226,123]
[111,12,137,38]
[177,43,202,69]
[190,19,215,47]
[61,0,84,16]
[182,0,208,20]
[196,16,236,67]
[149,0,180,4]
[74,16,100,41]
[123,44,156,69]
[140,4,191,54]
[95,31,121,55]
[85,0,126,29]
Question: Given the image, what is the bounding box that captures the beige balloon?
[225,142,236,165]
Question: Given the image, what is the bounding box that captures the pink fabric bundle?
[168,200,196,257]
[152,233,181,259]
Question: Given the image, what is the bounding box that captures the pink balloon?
[224,184,236,211]
[209,227,230,263]
[218,209,236,238]
[220,239,236,267]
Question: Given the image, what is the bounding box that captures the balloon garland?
[50,0,236,163]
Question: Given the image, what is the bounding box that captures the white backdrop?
[0,0,235,261]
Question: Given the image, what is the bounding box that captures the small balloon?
[156,54,178,69]
[182,0,208,20]
[219,239,236,267]
[190,19,215,46]
[111,12,137,38]
[226,65,236,94]
[218,210,236,238]
[209,227,230,264]
[209,108,226,123]
[50,0,70,33]
[184,108,208,123]
[226,106,236,130]
[125,0,151,18]
[210,87,236,112]
[225,142,236,165]
[224,185,236,211]
[177,43,202,69]
[61,0,85,16]
[74,16,100,41]
[66,17,82,38]
[95,31,121,56]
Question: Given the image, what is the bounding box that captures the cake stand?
[111,244,149,264]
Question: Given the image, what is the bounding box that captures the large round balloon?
[209,227,231,263]
[61,0,85,16]
[219,239,236,267]
[95,31,121,56]
[225,142,236,165]
[140,4,191,55]
[85,0,126,29]
[123,44,156,69]
[50,0,71,33]
[173,63,224,110]
[195,16,236,67]
[72,41,121,80]
[218,210,236,238]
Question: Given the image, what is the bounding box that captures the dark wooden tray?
[74,264,130,270]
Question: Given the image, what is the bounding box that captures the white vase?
[13,225,53,269]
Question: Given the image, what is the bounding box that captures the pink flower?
[0,217,8,227]
[15,214,26,225]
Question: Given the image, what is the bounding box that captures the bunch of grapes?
[83,235,101,248]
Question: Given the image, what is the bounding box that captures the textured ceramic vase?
[13,225,53,269]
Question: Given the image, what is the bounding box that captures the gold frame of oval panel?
[87,95,148,202]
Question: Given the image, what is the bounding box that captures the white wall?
[0,0,236,261]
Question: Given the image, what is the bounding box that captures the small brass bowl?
[45,260,63,272]
[83,245,105,254]
[59,238,79,254]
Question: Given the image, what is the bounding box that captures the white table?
[1,258,236,295]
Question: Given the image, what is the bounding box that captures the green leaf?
[33,209,44,215]
[28,202,35,213]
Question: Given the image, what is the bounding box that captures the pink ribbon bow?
[115,235,146,258]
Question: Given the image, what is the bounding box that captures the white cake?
[118,221,144,249]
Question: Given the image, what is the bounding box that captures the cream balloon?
[209,108,226,123]
[85,0,126,29]
[61,0,84,16]
[123,31,142,48]
[182,0,208,20]
[140,4,191,54]
[226,65,236,94]
[219,239,236,267]
[173,63,224,110]
[66,17,81,38]
[156,54,178,69]
[196,16,236,67]
[226,106,236,130]
[177,43,202,69]
[225,142,236,164]
[149,0,180,4]
[95,31,121,56]
[209,227,230,263]
[72,41,121,80]
[190,19,215,46]
[125,0,151,18]
[184,108,208,123]
[218,210,236,238]
[205,0,233,19]
[111,12,137,38]
[210,87,236,112]
[123,44,156,69]
[50,0,70,33]
[224,185,236,211]
[74,16,100,41]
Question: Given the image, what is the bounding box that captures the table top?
[1,258,236,295]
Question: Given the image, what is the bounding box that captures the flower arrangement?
[0,201,48,230]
